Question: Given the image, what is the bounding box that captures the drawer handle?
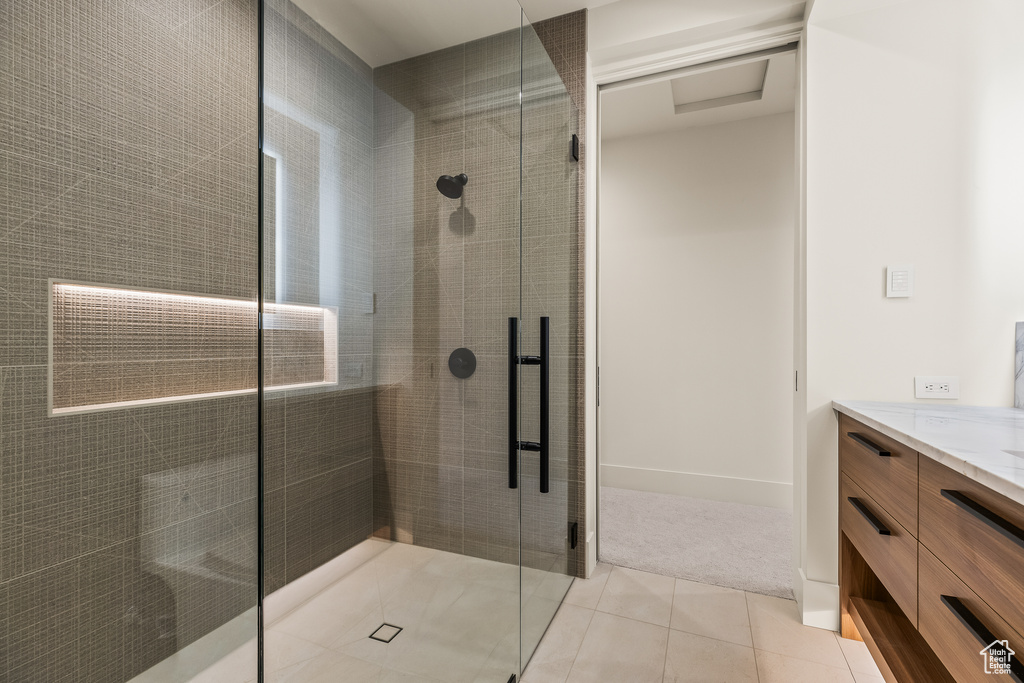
[941,489,1024,550]
[941,595,1024,682]
[847,432,890,457]
[847,497,890,535]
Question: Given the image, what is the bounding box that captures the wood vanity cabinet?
[838,413,1024,683]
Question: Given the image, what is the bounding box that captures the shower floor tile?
[267,541,528,683]
[162,540,568,683]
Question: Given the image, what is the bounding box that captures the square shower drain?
[369,623,402,643]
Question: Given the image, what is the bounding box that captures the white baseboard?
[796,567,840,631]
[586,530,598,577]
[600,464,793,509]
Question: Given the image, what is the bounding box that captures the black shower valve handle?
[436,173,468,199]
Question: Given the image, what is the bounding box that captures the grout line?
[745,592,762,683]
[662,579,677,681]
[561,605,597,683]
[834,630,858,677]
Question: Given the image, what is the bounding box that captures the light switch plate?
[886,265,914,298]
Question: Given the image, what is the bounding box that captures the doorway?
[596,46,798,598]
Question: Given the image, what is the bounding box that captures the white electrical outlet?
[915,376,960,399]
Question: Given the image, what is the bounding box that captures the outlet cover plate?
[915,376,960,399]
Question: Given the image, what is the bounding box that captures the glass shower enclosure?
[0,0,580,680]
[258,1,579,679]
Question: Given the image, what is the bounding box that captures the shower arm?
[508,317,549,494]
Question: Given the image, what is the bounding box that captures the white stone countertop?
[832,401,1024,507]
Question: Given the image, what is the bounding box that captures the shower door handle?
[508,317,518,489]
[538,317,549,494]
[508,317,550,493]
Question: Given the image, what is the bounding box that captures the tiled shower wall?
[372,24,525,564]
[371,11,589,577]
[0,0,376,679]
[0,0,259,680]
[261,0,376,595]
[0,3,587,679]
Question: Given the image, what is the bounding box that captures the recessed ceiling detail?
[670,59,768,115]
[601,51,797,140]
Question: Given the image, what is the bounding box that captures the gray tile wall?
[372,27,525,562]
[261,0,376,594]
[371,11,589,579]
[0,2,585,679]
[50,285,330,410]
[529,10,589,578]
[0,0,260,679]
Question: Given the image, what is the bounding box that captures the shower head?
[436,173,468,199]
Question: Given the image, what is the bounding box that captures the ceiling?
[600,50,797,140]
[290,0,604,68]
[290,0,804,68]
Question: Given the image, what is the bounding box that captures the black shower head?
[436,173,468,199]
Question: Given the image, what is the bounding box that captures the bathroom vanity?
[833,401,1024,682]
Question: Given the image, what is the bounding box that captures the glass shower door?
[259,1,529,681]
[518,17,581,669]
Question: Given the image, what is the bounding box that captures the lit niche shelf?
[49,282,338,415]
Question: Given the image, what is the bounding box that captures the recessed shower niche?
[50,282,338,413]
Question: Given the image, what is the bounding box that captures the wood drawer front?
[841,473,918,626]
[919,545,1024,682]
[920,456,1024,635]
[839,413,919,536]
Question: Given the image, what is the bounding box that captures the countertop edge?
[832,400,1024,507]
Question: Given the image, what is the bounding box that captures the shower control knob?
[448,348,476,379]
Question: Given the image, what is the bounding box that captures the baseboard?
[797,567,840,631]
[586,530,597,577]
[600,464,793,509]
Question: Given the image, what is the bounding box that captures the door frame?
[587,16,810,618]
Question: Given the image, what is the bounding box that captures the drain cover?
[369,623,402,643]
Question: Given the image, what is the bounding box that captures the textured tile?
[664,630,758,683]
[563,561,611,610]
[521,602,592,683]
[263,629,328,676]
[595,565,675,627]
[755,649,857,683]
[670,578,753,647]
[838,635,884,677]
[566,611,668,683]
[746,593,848,669]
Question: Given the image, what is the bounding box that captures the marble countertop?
[832,401,1024,506]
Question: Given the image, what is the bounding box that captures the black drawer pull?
[941,489,1024,550]
[847,432,890,457]
[848,497,890,535]
[941,595,1024,682]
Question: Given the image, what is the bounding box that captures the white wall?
[600,113,796,509]
[803,0,1024,628]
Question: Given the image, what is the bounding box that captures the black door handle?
[508,317,550,493]
[539,317,549,494]
[508,317,518,489]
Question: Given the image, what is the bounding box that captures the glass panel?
[260,2,525,681]
[0,1,260,681]
[519,16,581,670]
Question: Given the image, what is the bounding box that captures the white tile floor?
[521,563,886,683]
[155,543,884,683]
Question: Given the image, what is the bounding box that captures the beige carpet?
[599,486,793,599]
